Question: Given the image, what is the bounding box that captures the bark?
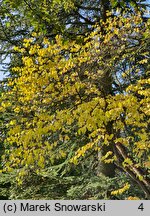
[95,0,116,178]
[115,142,150,199]
[97,70,116,177]
[98,143,116,177]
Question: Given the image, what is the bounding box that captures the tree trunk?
[97,70,115,177]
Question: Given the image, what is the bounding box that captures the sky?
[0,59,9,80]
[0,0,150,81]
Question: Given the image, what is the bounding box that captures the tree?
[0,0,148,68]
[1,0,148,172]
[0,0,149,199]
[1,11,150,198]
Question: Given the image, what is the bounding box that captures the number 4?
[138,203,144,211]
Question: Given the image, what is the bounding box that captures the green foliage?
[0,170,146,200]
[66,174,112,200]
[0,173,12,200]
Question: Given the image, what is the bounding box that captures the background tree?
[0,0,148,68]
